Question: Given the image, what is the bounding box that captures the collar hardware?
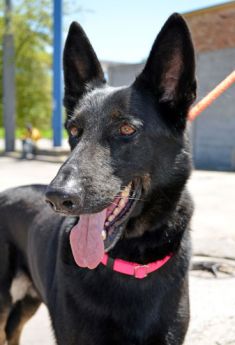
[134,265,148,279]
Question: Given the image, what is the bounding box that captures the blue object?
[52,0,62,147]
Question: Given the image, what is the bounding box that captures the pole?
[52,0,62,147]
[3,0,16,152]
[188,70,235,121]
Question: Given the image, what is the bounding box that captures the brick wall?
[184,2,235,52]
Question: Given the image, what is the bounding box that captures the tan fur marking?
[110,109,122,118]
[142,173,152,193]
[10,272,37,304]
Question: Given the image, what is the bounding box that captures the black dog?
[0,13,196,345]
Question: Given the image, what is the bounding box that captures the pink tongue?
[69,209,107,269]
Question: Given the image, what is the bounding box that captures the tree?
[0,0,87,131]
[0,0,52,129]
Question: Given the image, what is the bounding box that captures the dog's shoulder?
[0,184,47,206]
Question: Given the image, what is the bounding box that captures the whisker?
[113,195,145,202]
[127,197,145,202]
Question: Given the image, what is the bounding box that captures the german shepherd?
[0,13,196,345]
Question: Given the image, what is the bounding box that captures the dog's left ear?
[63,22,105,116]
[134,13,196,129]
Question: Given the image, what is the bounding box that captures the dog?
[0,13,196,345]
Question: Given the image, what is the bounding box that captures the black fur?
[0,13,196,345]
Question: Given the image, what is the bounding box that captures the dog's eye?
[70,127,79,137]
[119,124,136,136]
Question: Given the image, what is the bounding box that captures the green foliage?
[0,0,52,129]
[0,15,4,126]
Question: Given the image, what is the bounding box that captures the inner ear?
[159,47,184,102]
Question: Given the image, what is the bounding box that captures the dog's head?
[46,13,196,269]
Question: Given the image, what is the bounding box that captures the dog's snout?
[45,187,81,214]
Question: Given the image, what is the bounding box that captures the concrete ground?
[0,157,234,345]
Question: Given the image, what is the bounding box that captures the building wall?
[108,63,144,87]
[184,2,235,170]
[184,2,235,52]
[192,48,235,170]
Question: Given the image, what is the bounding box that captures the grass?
[0,127,67,139]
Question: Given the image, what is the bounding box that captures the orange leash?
[188,70,235,121]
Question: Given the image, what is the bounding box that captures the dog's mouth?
[103,179,142,251]
[69,179,141,270]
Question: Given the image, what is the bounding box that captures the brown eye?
[70,126,79,137]
[119,124,136,136]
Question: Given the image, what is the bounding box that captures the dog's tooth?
[101,230,107,241]
[121,190,129,197]
[105,221,109,227]
[113,207,120,216]
[122,186,128,193]
[108,215,115,222]
[119,199,126,208]
[123,197,129,204]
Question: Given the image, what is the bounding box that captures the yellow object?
[22,128,41,142]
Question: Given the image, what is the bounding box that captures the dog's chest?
[59,270,163,343]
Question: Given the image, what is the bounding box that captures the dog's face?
[46,14,196,268]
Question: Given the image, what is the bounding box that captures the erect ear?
[134,14,196,130]
[63,22,105,116]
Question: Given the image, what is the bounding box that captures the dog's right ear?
[63,22,105,115]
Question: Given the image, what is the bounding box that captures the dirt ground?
[0,157,234,345]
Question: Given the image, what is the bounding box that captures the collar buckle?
[134,265,149,279]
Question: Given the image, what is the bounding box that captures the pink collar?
[101,253,172,279]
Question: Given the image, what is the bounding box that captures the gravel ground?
[0,157,234,345]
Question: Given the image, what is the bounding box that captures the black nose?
[45,187,80,214]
